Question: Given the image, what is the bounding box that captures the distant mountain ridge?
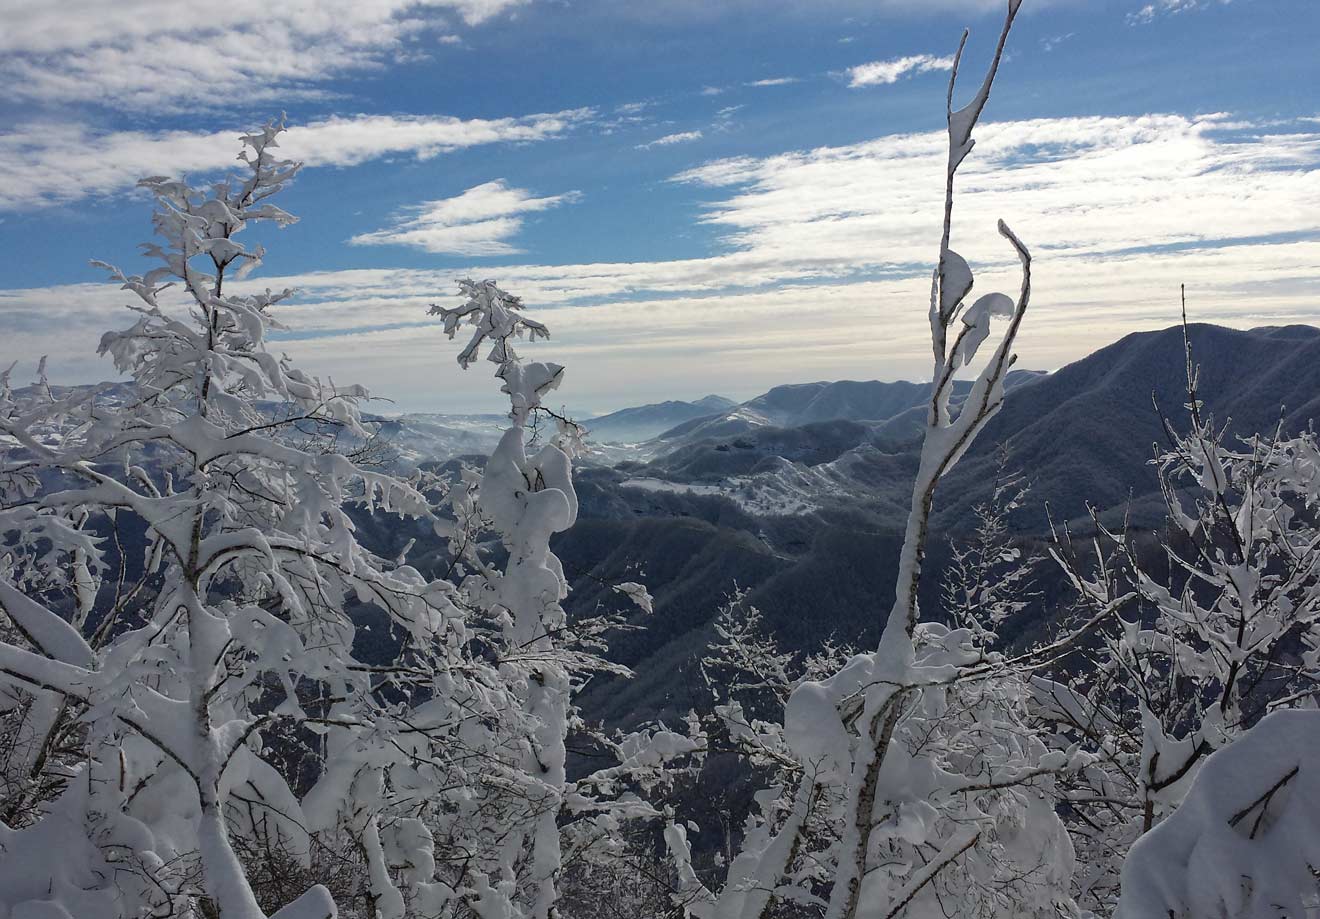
[658,379,965,443]
[745,379,963,427]
[612,325,1320,534]
[650,371,1048,448]
[585,394,736,443]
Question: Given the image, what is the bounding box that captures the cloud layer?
[0,0,525,111]
[6,113,1320,411]
[0,110,592,210]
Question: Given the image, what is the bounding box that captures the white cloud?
[636,130,704,150]
[713,105,745,132]
[673,114,1320,268]
[10,236,1320,414]
[6,113,1320,410]
[746,77,799,87]
[1126,0,1226,25]
[1041,32,1075,52]
[349,180,579,255]
[845,54,955,87]
[0,0,525,111]
[1128,4,1158,24]
[0,110,592,210]
[588,0,1017,26]
[277,114,1320,405]
[599,101,656,136]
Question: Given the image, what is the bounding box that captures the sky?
[1,0,1318,415]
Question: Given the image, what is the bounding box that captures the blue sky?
[2,0,1319,414]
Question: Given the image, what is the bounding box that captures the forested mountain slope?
[939,323,1320,528]
[561,323,1320,726]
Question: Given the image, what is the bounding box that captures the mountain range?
[25,323,1320,729]
[554,323,1320,726]
[136,322,1320,725]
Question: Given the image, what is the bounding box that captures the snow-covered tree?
[940,452,1039,642]
[0,125,702,919]
[427,279,704,919]
[689,594,854,912]
[0,120,414,919]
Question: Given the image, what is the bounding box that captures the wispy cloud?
[673,114,1320,270]
[636,130,704,150]
[0,110,592,210]
[1041,32,1075,52]
[1127,0,1227,26]
[698,73,806,99]
[599,100,655,135]
[349,180,579,256]
[845,53,955,87]
[713,106,745,132]
[0,0,526,112]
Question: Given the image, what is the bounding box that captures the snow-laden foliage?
[0,120,382,919]
[0,124,698,919]
[1118,709,1320,918]
[940,452,1039,641]
[1039,309,1320,914]
[688,594,855,911]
